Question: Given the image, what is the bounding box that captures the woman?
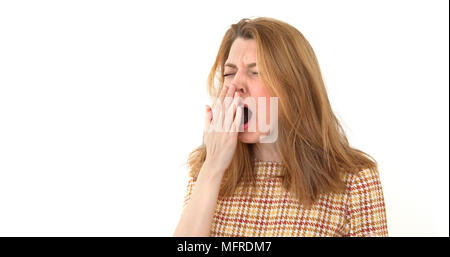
[173,17,388,237]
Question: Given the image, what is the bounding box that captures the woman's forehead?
[226,39,257,65]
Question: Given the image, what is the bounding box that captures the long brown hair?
[187,17,378,207]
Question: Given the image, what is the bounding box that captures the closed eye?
[224,72,258,77]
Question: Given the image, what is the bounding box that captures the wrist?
[199,159,225,182]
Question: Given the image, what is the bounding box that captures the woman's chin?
[238,131,261,144]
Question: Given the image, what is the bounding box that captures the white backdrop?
[0,0,448,236]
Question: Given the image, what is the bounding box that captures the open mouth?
[242,104,252,126]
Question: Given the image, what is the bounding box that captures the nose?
[232,83,247,96]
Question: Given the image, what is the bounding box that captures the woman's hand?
[173,84,243,237]
[203,84,243,176]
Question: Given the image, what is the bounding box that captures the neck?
[252,142,282,162]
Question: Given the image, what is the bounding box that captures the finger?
[231,91,241,118]
[204,105,212,133]
[211,98,224,132]
[226,84,236,97]
[217,84,229,106]
[224,84,236,108]
[224,91,240,131]
[212,85,228,126]
[231,105,244,133]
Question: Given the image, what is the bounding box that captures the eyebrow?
[224,62,257,69]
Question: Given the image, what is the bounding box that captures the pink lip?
[242,104,252,131]
[239,121,249,132]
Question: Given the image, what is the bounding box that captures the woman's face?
[223,38,274,144]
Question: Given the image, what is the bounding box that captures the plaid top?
[183,160,388,237]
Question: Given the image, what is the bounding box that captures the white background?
[0,0,448,236]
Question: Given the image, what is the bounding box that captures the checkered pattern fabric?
[183,160,388,237]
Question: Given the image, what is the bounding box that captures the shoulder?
[341,167,383,192]
[341,167,389,236]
